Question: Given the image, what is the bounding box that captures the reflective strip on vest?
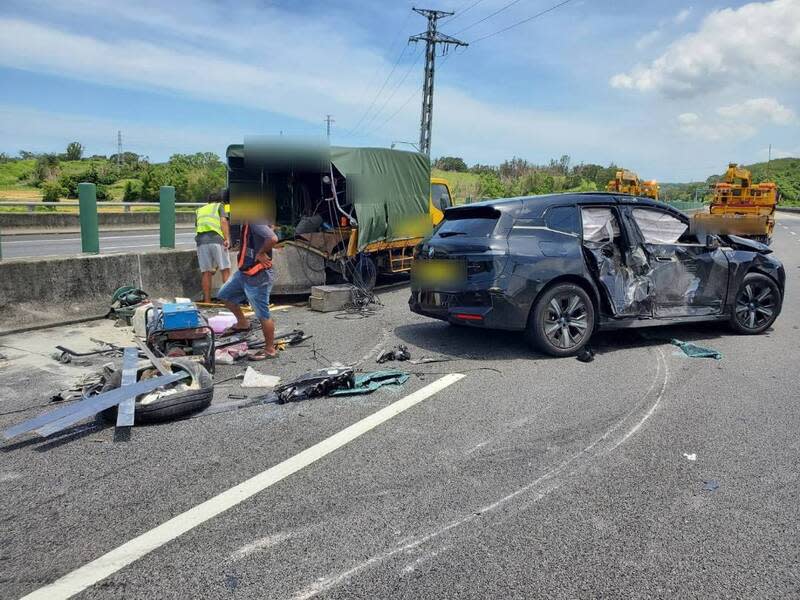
[196,203,223,236]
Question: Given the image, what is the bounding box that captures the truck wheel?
[348,253,377,291]
[98,358,213,424]
[526,283,594,357]
[729,273,781,334]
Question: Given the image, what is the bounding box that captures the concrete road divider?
[0,244,325,335]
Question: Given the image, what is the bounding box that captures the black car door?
[627,206,729,317]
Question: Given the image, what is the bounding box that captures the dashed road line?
[19,373,466,600]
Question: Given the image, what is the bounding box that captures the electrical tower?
[409,8,467,157]
[325,114,335,141]
[117,130,122,166]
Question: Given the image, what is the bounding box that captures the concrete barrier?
[777,206,800,214]
[0,244,324,335]
[0,212,195,234]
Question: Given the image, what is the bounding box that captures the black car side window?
[545,206,580,235]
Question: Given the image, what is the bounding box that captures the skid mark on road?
[292,349,670,599]
[228,530,298,562]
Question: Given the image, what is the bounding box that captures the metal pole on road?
[160,186,176,249]
[78,182,99,254]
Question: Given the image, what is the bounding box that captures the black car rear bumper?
[409,289,526,330]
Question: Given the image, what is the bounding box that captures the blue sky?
[0,0,798,181]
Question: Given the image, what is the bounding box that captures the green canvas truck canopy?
[226,143,430,249]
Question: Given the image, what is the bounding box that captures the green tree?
[65,142,84,161]
[122,180,140,202]
[433,156,468,172]
[41,180,64,202]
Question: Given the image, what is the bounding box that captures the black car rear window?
[435,207,500,238]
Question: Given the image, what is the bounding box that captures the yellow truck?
[692,163,778,244]
[606,169,659,200]
[226,142,452,290]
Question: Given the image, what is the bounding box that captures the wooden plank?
[115,347,138,428]
[2,372,186,440]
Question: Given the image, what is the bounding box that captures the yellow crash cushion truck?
[606,169,659,200]
[225,141,451,291]
[692,163,778,245]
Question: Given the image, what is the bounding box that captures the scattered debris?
[683,452,697,461]
[309,284,356,313]
[377,345,411,364]
[2,361,187,441]
[109,285,150,324]
[703,479,720,492]
[576,346,595,363]
[409,356,453,365]
[241,367,281,389]
[273,367,355,404]
[215,342,248,365]
[330,370,409,396]
[52,340,122,364]
[671,339,722,360]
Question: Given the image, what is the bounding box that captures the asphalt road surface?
[1,213,799,599]
[1,228,196,259]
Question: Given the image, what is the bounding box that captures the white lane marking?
[791,231,797,235]
[20,373,465,600]
[292,350,670,599]
[3,233,194,245]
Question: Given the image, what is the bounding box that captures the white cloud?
[610,0,800,97]
[716,98,796,125]
[635,30,662,51]
[673,8,692,24]
[676,97,796,141]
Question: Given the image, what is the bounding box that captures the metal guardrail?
[0,201,204,213]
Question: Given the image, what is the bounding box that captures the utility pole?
[409,8,468,157]
[325,114,335,141]
[117,130,122,167]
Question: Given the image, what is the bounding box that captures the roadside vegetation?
[1,146,797,207]
[0,144,226,205]
[433,155,800,206]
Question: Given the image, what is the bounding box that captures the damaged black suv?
[409,193,785,357]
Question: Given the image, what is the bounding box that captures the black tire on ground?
[729,272,781,335]
[526,283,595,357]
[98,358,213,424]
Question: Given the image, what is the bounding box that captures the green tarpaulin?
[226,143,430,250]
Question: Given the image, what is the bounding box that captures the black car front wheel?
[527,283,595,357]
[730,273,781,334]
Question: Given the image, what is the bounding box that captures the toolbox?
[161,303,202,330]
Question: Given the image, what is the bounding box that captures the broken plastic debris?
[703,479,719,491]
[241,367,281,389]
[329,370,409,396]
[671,339,723,360]
[576,346,595,363]
[377,345,411,363]
[683,453,697,461]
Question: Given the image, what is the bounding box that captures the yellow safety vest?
[196,203,224,237]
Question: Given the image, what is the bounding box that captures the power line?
[357,47,425,138]
[442,0,487,24]
[468,0,574,43]
[450,0,527,35]
[347,44,410,136]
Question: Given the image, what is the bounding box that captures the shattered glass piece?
[703,479,720,491]
[671,339,723,360]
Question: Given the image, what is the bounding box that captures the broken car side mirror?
[706,234,721,249]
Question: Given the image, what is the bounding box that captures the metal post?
[78,182,99,254]
[410,9,468,157]
[159,186,176,249]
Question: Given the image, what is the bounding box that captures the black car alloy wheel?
[733,274,779,333]
[544,292,590,350]
[528,283,595,357]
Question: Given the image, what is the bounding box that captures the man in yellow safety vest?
[195,191,231,303]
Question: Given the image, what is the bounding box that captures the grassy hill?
[0,153,225,204]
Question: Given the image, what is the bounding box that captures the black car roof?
[447,192,687,220]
